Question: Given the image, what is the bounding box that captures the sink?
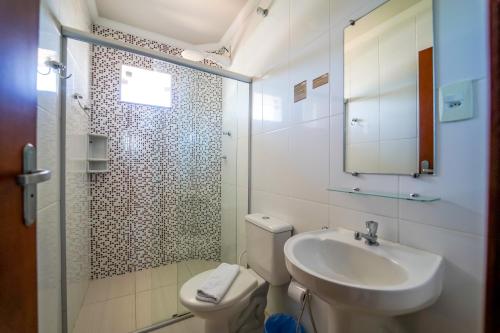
[284,228,443,318]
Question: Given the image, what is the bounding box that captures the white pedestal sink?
[284,228,443,332]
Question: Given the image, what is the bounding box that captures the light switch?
[439,80,474,122]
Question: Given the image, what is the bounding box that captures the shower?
[61,26,250,333]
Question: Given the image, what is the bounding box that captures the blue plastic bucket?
[264,314,305,333]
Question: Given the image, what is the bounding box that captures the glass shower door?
[139,61,241,326]
[173,76,247,316]
[134,57,250,329]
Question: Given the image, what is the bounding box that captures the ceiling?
[94,0,249,45]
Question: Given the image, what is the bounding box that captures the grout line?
[252,114,333,138]
[398,218,486,239]
[397,176,400,243]
[329,201,398,220]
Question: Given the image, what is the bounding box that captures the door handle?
[16,144,52,226]
[17,169,51,186]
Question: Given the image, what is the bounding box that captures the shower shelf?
[88,133,109,173]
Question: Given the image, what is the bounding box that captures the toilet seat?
[180,267,258,313]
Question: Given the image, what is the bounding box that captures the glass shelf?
[327,187,440,202]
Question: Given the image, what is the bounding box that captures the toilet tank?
[245,214,292,286]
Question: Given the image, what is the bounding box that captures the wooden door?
[486,0,500,332]
[0,0,41,332]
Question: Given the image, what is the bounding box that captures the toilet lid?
[180,267,258,312]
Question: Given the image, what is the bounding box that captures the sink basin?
[284,228,443,317]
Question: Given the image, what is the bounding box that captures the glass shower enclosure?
[62,29,250,333]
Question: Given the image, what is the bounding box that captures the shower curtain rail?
[60,26,253,83]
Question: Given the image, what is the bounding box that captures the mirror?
[343,0,435,176]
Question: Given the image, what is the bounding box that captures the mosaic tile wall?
[90,25,222,279]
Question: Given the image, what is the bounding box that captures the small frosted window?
[120,65,172,108]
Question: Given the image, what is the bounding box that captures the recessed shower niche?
[87,133,109,173]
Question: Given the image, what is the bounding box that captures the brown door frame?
[485,0,500,332]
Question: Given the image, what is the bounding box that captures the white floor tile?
[107,273,135,299]
[84,278,109,304]
[75,262,218,333]
[151,263,178,288]
[151,317,204,333]
[101,295,135,333]
[136,268,152,292]
[136,285,178,329]
[72,301,105,333]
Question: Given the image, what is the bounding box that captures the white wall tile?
[237,82,250,139]
[328,191,398,218]
[221,133,237,186]
[37,4,63,333]
[398,79,488,235]
[37,203,61,333]
[287,198,329,234]
[330,27,346,117]
[222,78,238,134]
[221,183,237,264]
[38,4,61,114]
[252,79,264,135]
[228,0,489,331]
[288,118,330,203]
[251,190,291,223]
[289,33,330,124]
[236,186,249,266]
[237,136,249,188]
[290,0,330,52]
[435,0,487,85]
[261,64,291,132]
[398,220,485,333]
[37,106,60,210]
[329,205,399,242]
[251,129,291,195]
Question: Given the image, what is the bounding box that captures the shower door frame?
[59,26,253,333]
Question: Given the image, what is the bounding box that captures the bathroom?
[0,0,495,332]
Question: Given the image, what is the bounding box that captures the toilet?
[180,213,293,333]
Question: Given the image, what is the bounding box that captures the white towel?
[196,263,240,304]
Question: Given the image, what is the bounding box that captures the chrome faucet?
[354,221,379,246]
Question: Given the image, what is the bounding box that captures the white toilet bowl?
[180,214,293,333]
[179,267,266,333]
